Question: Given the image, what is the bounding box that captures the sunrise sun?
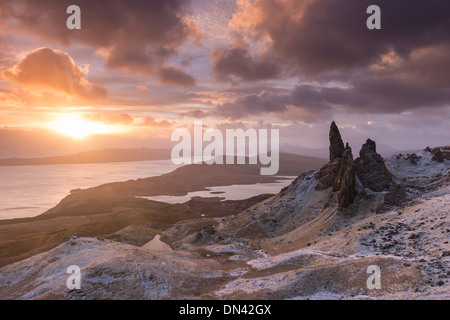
[50,115,120,139]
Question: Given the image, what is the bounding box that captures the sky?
[0,0,449,158]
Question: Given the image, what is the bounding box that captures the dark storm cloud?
[185,68,450,121]
[214,90,290,118]
[158,66,196,87]
[184,85,335,121]
[206,0,450,117]
[211,42,282,81]
[229,0,450,75]
[0,0,199,87]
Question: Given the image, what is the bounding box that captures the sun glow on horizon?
[50,115,122,139]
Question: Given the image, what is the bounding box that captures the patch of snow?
[200,272,222,278]
[288,292,348,300]
[226,269,248,277]
[228,255,249,261]
[247,248,336,271]
[386,151,450,183]
[215,272,289,296]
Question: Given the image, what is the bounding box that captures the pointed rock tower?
[336,144,356,208]
[329,121,345,162]
[316,122,356,209]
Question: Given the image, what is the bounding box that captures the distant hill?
[0,148,172,166]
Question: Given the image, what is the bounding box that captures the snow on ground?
[247,248,341,271]
[0,150,448,300]
[0,236,199,299]
[386,150,450,185]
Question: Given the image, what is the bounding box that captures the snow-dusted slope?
[386,150,450,187]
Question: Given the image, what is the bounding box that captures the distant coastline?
[0,148,172,166]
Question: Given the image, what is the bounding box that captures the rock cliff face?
[354,139,392,192]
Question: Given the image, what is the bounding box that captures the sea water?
[0,160,296,220]
[0,160,178,219]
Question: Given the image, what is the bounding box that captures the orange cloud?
[135,85,150,94]
[82,113,134,125]
[2,48,107,101]
[137,116,174,128]
[0,91,22,107]
[0,1,201,87]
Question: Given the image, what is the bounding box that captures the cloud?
[137,116,174,128]
[181,109,210,119]
[81,112,174,128]
[229,0,450,76]
[135,85,150,94]
[158,66,196,87]
[82,113,134,125]
[211,41,282,81]
[0,0,200,87]
[182,69,450,122]
[184,90,289,120]
[214,90,289,118]
[0,90,22,107]
[205,0,450,115]
[2,48,107,101]
[183,85,334,122]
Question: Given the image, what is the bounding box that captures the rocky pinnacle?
[354,139,392,192]
[329,121,345,162]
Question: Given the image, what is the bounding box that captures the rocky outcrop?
[336,145,357,209]
[316,123,356,209]
[425,147,444,163]
[317,123,399,208]
[440,146,450,160]
[329,121,345,162]
[354,139,392,192]
[376,181,408,213]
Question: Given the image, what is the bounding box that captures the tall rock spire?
[336,145,356,209]
[329,121,345,162]
[316,122,356,209]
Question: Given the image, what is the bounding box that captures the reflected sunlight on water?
[137,177,296,204]
[0,160,178,219]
